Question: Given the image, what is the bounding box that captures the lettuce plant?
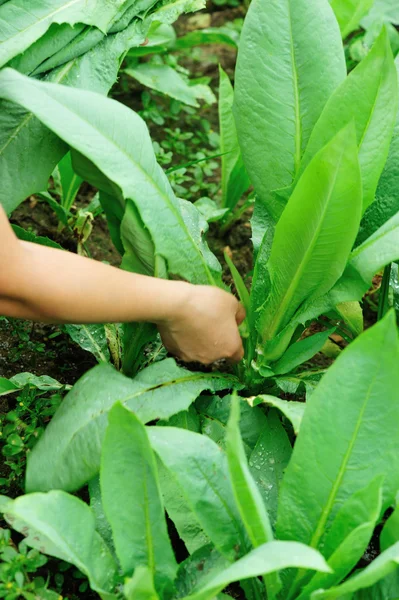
[1,314,399,599]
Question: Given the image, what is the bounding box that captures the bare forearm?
[0,241,189,324]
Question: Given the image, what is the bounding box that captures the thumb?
[236,303,246,326]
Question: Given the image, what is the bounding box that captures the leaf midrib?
[287,0,301,174]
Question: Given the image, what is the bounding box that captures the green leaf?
[88,476,114,557]
[64,324,110,363]
[258,123,362,348]
[0,18,148,215]
[156,457,209,554]
[357,56,399,245]
[300,29,398,213]
[218,66,249,210]
[335,301,364,337]
[12,225,64,249]
[101,404,176,591]
[175,545,230,598]
[124,566,160,600]
[248,411,292,528]
[361,0,399,28]
[8,23,86,75]
[180,541,331,600]
[350,211,399,283]
[252,396,305,436]
[0,68,222,286]
[226,395,274,547]
[26,359,239,493]
[196,394,268,455]
[351,569,399,599]
[0,0,130,66]
[330,0,374,38]
[148,426,247,561]
[297,476,384,598]
[0,378,19,397]
[174,27,239,50]
[276,313,399,560]
[312,542,399,599]
[226,395,279,599]
[55,152,83,212]
[9,373,68,391]
[0,491,118,595]
[194,197,228,224]
[381,498,399,551]
[272,329,335,375]
[158,405,200,432]
[125,63,215,107]
[224,252,250,315]
[234,0,345,215]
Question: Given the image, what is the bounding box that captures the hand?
[156,284,245,365]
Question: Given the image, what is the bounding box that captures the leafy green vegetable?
[234,0,345,217]
[101,404,177,592]
[258,123,362,350]
[26,360,239,493]
[277,313,399,594]
[301,29,398,213]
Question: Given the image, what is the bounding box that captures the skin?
[0,206,245,364]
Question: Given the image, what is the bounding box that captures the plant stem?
[378,264,392,321]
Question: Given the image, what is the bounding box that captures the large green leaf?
[357,56,399,245]
[0,68,222,286]
[258,123,362,348]
[272,328,335,375]
[226,396,274,547]
[26,359,238,493]
[181,542,331,600]
[0,18,147,214]
[218,66,249,210]
[276,314,399,591]
[0,0,132,66]
[300,29,398,212]
[330,0,374,38]
[312,542,399,599]
[248,410,292,528]
[234,0,345,214]
[0,491,118,595]
[226,395,279,598]
[101,404,176,592]
[148,426,247,561]
[297,476,384,598]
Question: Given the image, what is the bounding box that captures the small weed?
[0,387,62,493]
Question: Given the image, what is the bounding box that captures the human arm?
[0,206,244,363]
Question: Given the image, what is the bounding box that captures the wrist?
[150,280,193,325]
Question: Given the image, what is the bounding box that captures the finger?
[227,336,244,364]
[235,303,246,326]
